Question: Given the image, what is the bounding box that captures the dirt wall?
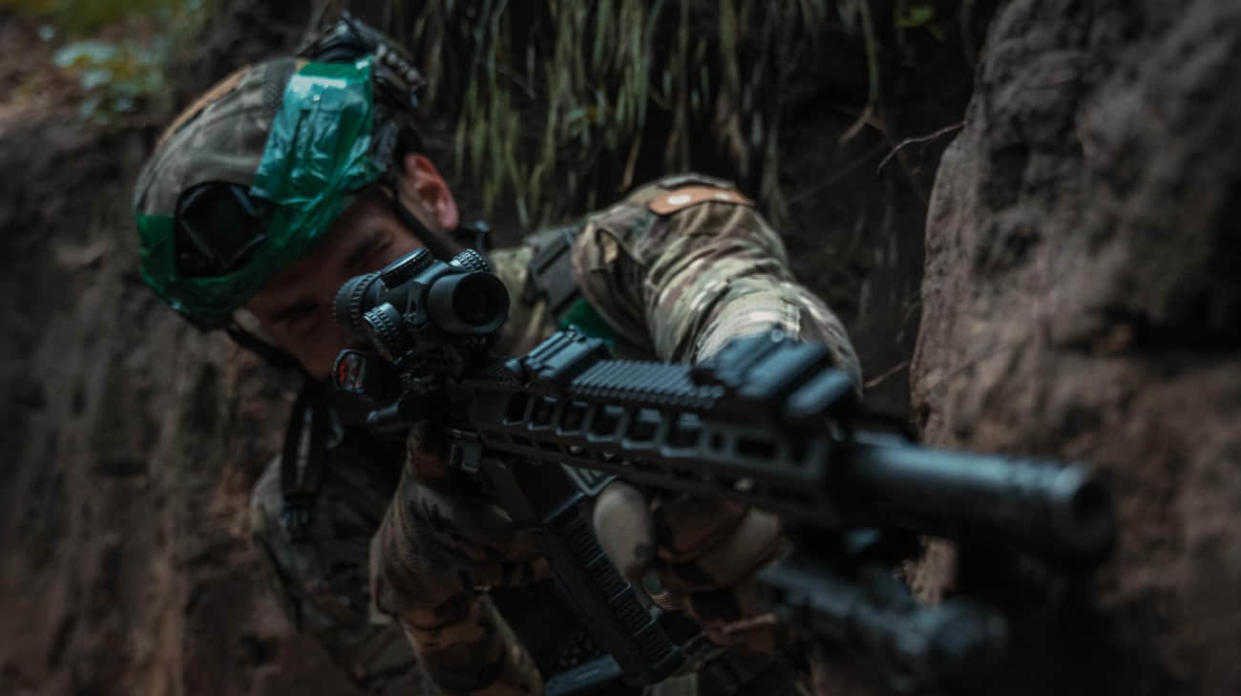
[0,9,369,695]
[912,0,1241,693]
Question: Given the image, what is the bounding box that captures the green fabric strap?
[557,296,618,348]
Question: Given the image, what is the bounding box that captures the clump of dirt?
[912,0,1241,693]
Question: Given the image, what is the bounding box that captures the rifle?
[331,248,1116,695]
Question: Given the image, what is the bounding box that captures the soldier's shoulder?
[637,172,742,196]
[585,173,754,230]
[571,173,765,264]
[635,172,752,211]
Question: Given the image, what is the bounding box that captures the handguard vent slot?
[532,397,558,427]
[560,401,590,433]
[591,405,625,437]
[505,393,529,424]
[667,414,702,449]
[625,408,662,442]
[737,437,777,460]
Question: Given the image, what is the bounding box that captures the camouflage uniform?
[250,431,421,692]
[365,174,862,694]
[252,174,861,695]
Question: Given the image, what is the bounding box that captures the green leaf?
[54,41,118,68]
[79,68,113,90]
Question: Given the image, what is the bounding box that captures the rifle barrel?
[835,437,1115,565]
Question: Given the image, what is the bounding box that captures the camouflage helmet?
[132,15,425,329]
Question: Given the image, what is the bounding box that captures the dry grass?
[348,0,843,226]
[319,1,958,227]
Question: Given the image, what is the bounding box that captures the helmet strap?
[225,324,309,378]
[279,379,331,542]
[222,323,329,541]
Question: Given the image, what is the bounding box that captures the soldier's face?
[246,154,460,378]
[245,190,425,378]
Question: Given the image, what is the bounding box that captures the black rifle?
[331,248,1116,695]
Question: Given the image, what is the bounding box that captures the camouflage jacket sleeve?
[370,457,544,696]
[571,174,862,381]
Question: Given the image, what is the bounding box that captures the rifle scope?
[333,248,510,358]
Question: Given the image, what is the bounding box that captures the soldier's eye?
[272,300,318,327]
[346,230,391,271]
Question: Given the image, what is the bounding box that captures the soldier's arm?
[573,175,861,649]
[571,174,861,378]
[371,455,544,696]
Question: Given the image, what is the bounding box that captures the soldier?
[131,15,860,696]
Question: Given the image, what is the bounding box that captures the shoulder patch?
[656,173,737,190]
[647,185,754,216]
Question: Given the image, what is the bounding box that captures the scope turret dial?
[361,302,412,360]
[378,247,434,288]
[449,248,491,273]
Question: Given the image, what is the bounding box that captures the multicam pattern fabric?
[251,445,423,693]
[364,174,862,695]
[367,424,549,695]
[132,60,299,324]
[572,176,861,380]
[136,61,296,217]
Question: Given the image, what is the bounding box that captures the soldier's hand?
[372,422,550,617]
[370,422,546,695]
[592,480,786,653]
[371,421,784,694]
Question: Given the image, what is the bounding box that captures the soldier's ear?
[397,153,459,233]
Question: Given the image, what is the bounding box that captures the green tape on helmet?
[251,58,383,230]
[135,58,384,328]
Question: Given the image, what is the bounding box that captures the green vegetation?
[2,0,187,34]
[4,0,208,123]
[52,39,169,123]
